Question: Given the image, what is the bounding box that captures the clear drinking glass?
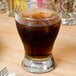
[15,1,61,73]
[0,0,7,13]
[6,0,27,16]
[6,0,14,16]
[56,0,76,25]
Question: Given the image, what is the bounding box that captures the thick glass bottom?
[22,56,55,73]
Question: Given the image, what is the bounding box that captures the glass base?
[22,56,55,73]
[61,12,76,25]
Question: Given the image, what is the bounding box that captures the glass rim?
[15,1,59,21]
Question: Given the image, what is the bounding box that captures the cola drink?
[15,8,61,59]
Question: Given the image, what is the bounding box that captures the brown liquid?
[15,8,61,59]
